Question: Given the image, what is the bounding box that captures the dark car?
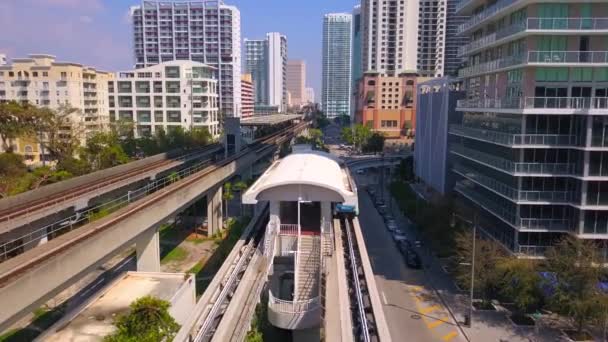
[396,240,412,255]
[406,249,422,269]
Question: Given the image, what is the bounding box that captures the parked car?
[386,221,399,232]
[392,231,408,242]
[397,240,412,255]
[406,249,422,269]
[383,213,394,223]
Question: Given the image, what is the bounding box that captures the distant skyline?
[0,0,358,99]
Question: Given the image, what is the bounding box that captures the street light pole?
[451,212,478,328]
[468,215,477,328]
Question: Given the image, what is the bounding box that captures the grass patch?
[87,203,125,223]
[188,258,207,274]
[161,246,188,264]
[192,216,251,296]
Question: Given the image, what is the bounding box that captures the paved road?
[355,173,466,342]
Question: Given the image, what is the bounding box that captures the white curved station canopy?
[243,146,358,209]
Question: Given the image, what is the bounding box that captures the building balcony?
[458,0,518,33]
[454,164,575,204]
[455,182,573,232]
[459,51,608,77]
[449,124,579,147]
[451,144,577,176]
[459,18,608,56]
[457,97,608,114]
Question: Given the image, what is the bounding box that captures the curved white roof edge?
[243,147,357,208]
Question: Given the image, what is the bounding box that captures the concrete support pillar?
[136,227,160,272]
[207,186,223,236]
[321,202,332,232]
[238,165,253,182]
[270,201,280,226]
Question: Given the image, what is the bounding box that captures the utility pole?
[451,212,478,328]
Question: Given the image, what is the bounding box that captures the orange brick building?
[354,72,417,139]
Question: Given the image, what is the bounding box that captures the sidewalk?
[378,184,579,342]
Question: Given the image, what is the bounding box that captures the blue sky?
[0,0,358,97]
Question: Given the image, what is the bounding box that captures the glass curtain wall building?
[322,13,353,118]
[453,0,608,257]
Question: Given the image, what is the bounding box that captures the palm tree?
[233,180,249,216]
[222,182,234,219]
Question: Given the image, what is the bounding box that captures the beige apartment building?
[0,54,113,164]
[286,60,306,107]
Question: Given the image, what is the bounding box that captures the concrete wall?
[170,273,197,328]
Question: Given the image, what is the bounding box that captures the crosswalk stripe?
[420,304,441,314]
[442,331,458,341]
[427,319,448,329]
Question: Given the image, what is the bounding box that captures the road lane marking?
[381,291,388,305]
[427,318,449,329]
[442,331,458,341]
[409,285,423,292]
[420,305,441,315]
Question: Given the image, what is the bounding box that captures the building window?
[165,66,180,78]
[167,111,181,122]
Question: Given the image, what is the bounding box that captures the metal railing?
[0,150,217,261]
[517,245,548,257]
[458,0,518,33]
[451,145,576,176]
[0,146,219,224]
[268,291,320,313]
[279,224,299,236]
[528,51,608,64]
[459,18,608,56]
[458,54,524,77]
[455,164,574,203]
[455,183,573,232]
[528,17,608,31]
[449,124,578,146]
[459,51,608,77]
[457,97,608,110]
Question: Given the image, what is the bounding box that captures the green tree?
[363,132,385,153]
[37,105,82,161]
[341,127,354,145]
[315,116,330,129]
[81,132,130,171]
[104,296,180,342]
[497,258,542,316]
[454,230,505,306]
[56,156,91,176]
[396,156,414,181]
[0,153,27,197]
[545,236,608,335]
[0,101,43,152]
[233,180,249,215]
[166,127,187,150]
[187,127,213,148]
[223,182,234,219]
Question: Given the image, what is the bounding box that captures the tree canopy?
[545,236,608,334]
[104,296,180,342]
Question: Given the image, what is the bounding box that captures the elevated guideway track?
[0,121,308,331]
